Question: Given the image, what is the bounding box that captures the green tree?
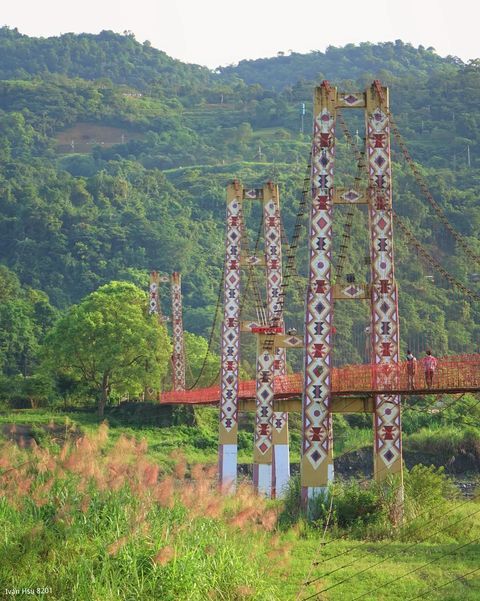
[0,265,55,378]
[0,299,38,376]
[45,281,171,416]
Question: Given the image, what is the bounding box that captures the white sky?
[2,0,479,68]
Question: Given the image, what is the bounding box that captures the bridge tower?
[366,82,402,483]
[301,80,402,511]
[219,181,292,496]
[263,182,290,498]
[219,181,243,492]
[171,272,186,392]
[252,182,290,498]
[148,271,164,322]
[302,82,336,505]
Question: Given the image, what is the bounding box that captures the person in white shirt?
[406,349,417,390]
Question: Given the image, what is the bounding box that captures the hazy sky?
[2,0,479,68]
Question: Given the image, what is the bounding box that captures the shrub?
[333,480,384,528]
[279,474,302,527]
[401,465,478,543]
[279,467,468,541]
[280,476,384,532]
[237,430,253,452]
[404,464,457,509]
[192,431,216,449]
[406,426,480,462]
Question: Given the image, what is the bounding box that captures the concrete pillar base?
[254,463,273,498]
[218,443,237,493]
[273,444,290,498]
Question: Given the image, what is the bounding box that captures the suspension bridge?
[161,355,480,404]
[151,80,480,514]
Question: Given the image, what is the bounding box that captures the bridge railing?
[160,354,480,404]
[333,354,480,395]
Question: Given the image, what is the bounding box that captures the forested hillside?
[0,27,212,91]
[218,40,461,89]
[0,27,479,390]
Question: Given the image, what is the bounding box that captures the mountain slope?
[0,27,212,91]
[0,31,478,363]
[218,41,462,90]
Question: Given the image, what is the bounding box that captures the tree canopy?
[0,30,478,391]
[44,281,172,415]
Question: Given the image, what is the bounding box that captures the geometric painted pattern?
[219,182,243,440]
[171,272,186,391]
[253,344,275,465]
[337,92,366,108]
[302,82,336,487]
[273,412,288,432]
[263,183,287,376]
[244,188,263,200]
[262,183,289,486]
[366,86,402,475]
[148,272,160,316]
[341,188,362,203]
[333,283,370,300]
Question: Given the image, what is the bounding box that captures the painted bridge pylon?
[148,270,186,395]
[218,181,296,497]
[217,81,403,513]
[301,80,402,511]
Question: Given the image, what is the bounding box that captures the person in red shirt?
[422,350,438,388]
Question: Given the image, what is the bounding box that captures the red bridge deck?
[160,354,480,405]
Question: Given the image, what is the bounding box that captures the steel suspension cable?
[188,206,266,390]
[305,491,476,571]
[402,393,480,429]
[299,442,479,572]
[393,211,480,301]
[279,213,304,283]
[298,397,480,595]
[273,155,312,321]
[256,153,312,355]
[373,79,480,267]
[186,267,224,390]
[240,210,267,324]
[294,390,480,596]
[295,489,336,601]
[298,400,480,591]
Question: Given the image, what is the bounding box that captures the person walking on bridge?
[422,350,438,388]
[406,349,417,390]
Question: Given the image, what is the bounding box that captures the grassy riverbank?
[0,417,479,600]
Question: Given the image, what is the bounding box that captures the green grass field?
[0,410,479,600]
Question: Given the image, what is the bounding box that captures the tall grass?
[0,425,279,600]
[2,414,480,600]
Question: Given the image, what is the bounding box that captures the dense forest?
[0,26,479,402]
